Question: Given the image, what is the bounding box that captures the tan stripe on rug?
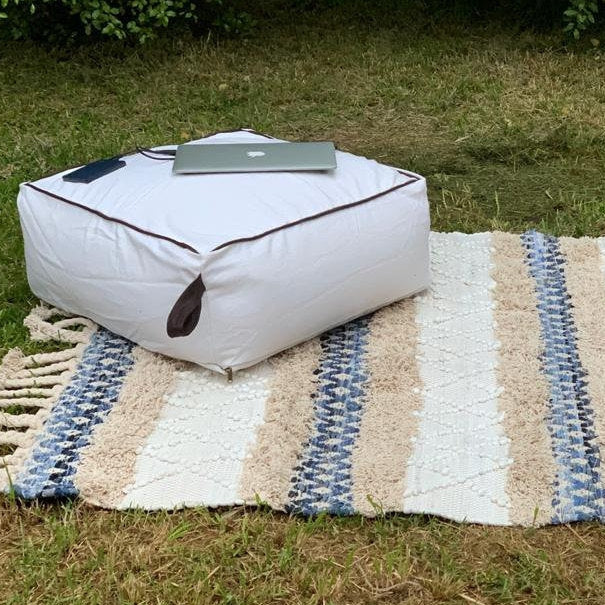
[351,299,424,515]
[491,232,556,525]
[75,347,181,508]
[239,338,321,509]
[559,237,605,464]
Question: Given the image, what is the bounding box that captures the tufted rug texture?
[2,231,605,526]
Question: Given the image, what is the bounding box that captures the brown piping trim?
[211,175,421,252]
[24,182,198,254]
[396,168,420,179]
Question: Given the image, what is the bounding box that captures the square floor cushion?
[17,129,430,375]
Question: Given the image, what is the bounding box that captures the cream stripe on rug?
[119,363,270,509]
[403,232,511,524]
[351,299,423,515]
[238,338,321,510]
[491,232,555,525]
[75,347,181,508]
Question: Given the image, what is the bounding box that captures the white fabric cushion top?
[17,129,430,373]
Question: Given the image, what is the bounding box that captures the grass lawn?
[2,4,605,603]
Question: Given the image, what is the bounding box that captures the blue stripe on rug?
[15,328,135,499]
[522,230,605,523]
[287,316,370,515]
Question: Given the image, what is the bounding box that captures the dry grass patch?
[1,501,605,604]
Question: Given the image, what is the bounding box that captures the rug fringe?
[0,304,95,492]
[23,305,95,344]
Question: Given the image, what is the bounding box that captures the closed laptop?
[172,141,337,174]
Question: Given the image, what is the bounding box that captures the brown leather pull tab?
[167,274,205,338]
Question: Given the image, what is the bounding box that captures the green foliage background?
[0,0,603,44]
[0,0,255,43]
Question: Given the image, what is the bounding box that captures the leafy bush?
[0,0,254,43]
[0,0,602,43]
[564,0,600,39]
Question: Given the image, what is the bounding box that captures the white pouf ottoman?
[17,129,430,375]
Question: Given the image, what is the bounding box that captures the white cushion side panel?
[201,178,430,370]
[17,185,215,363]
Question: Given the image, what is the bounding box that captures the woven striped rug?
[2,231,605,526]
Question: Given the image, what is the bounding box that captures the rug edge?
[0,306,95,495]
